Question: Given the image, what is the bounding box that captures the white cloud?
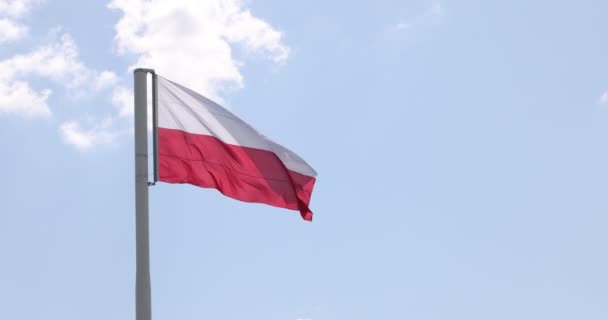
[107,0,289,100]
[599,91,608,105]
[0,33,120,118]
[94,70,119,91]
[0,34,90,87]
[222,9,289,62]
[0,0,41,42]
[0,80,50,117]
[59,119,116,151]
[0,13,126,150]
[111,85,133,117]
[0,0,41,18]
[0,0,126,151]
[0,18,27,42]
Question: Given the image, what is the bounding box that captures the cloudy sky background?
[1,0,608,319]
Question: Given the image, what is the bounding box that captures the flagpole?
[134,68,153,320]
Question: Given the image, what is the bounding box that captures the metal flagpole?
[134,68,155,320]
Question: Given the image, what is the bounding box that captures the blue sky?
[1,0,608,319]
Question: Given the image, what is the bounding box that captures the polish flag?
[157,76,317,221]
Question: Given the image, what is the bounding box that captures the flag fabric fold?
[156,76,317,220]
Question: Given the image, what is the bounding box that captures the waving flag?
[156,76,317,220]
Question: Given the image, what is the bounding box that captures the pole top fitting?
[134,68,155,74]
